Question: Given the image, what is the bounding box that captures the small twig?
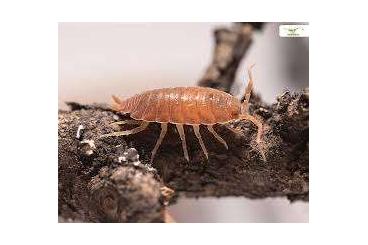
[198,23,263,93]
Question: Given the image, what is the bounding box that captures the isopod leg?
[110,119,141,126]
[150,123,168,164]
[240,115,263,143]
[241,64,255,114]
[193,125,208,160]
[100,121,149,138]
[207,125,228,150]
[176,124,189,162]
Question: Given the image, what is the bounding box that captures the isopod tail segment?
[100,64,266,163]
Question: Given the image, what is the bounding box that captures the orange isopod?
[101,66,264,163]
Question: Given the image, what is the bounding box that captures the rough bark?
[58,22,308,222]
[58,88,309,222]
[58,108,167,222]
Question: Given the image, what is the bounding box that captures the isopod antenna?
[241,64,255,114]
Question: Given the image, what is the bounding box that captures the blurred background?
[58,22,308,222]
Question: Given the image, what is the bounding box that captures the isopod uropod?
[101,65,265,163]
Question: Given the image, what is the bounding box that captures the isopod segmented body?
[102,66,265,163]
[113,87,241,125]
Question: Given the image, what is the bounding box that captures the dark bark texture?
[58,23,308,222]
[58,88,309,222]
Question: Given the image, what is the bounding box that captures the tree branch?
[58,88,309,222]
[58,22,308,222]
[198,23,263,92]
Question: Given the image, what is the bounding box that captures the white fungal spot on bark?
[76,124,85,139]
